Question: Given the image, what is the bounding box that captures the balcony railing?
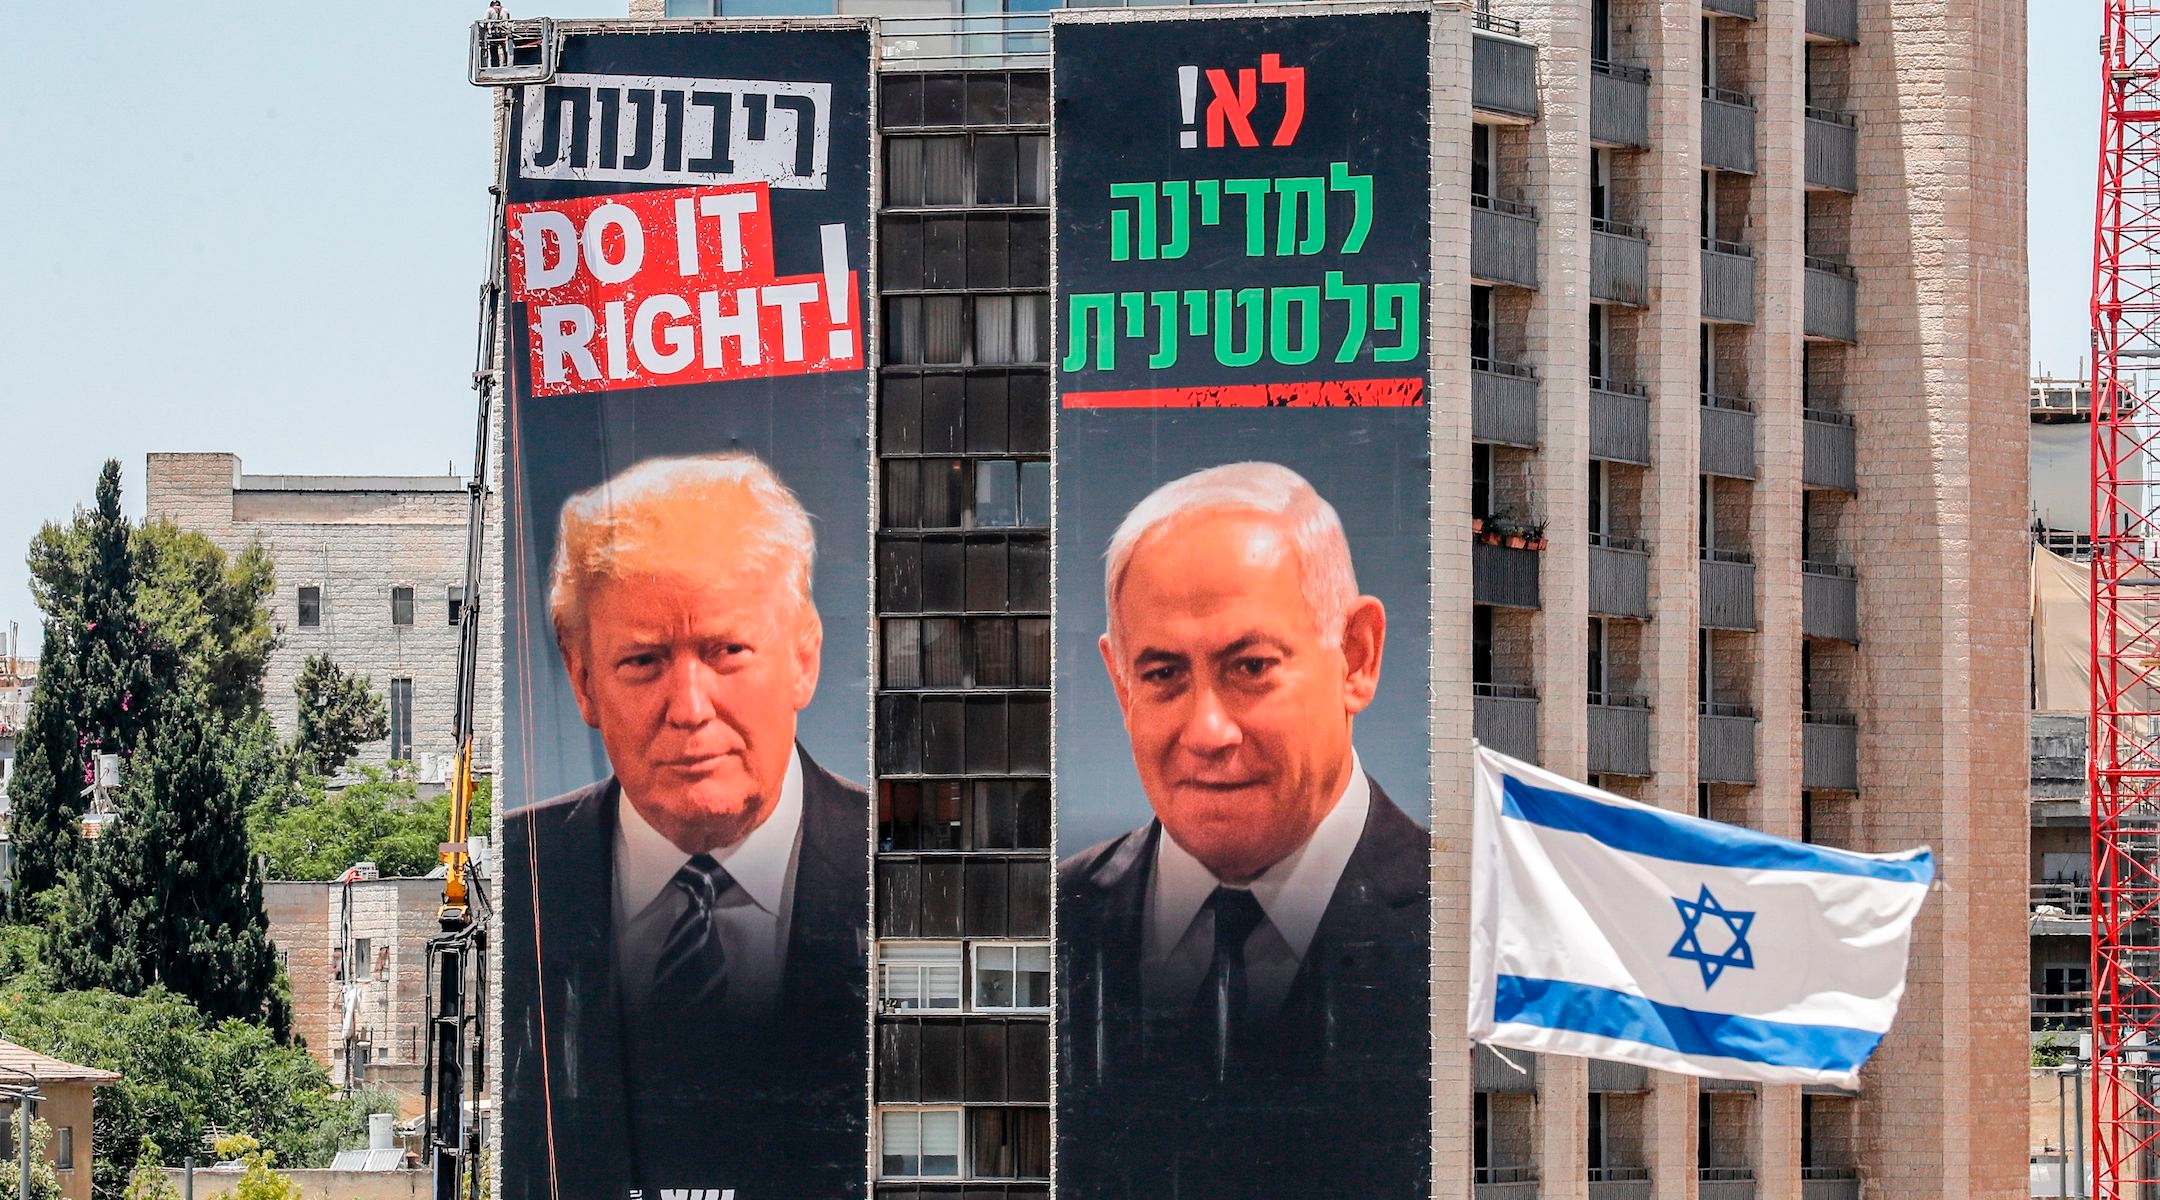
[1473,194,1541,289]
[1805,256,1859,343]
[1701,395,1758,480]
[1591,59,1652,149]
[2033,880,2093,918]
[1802,711,1859,792]
[1700,704,1760,785]
[1805,106,1859,193]
[1802,560,1858,644]
[1473,357,1541,448]
[1590,692,1654,778]
[1590,535,1651,619]
[877,11,1051,70]
[1474,1041,1539,1091]
[1800,1171,1861,1200]
[1803,408,1858,492]
[1475,683,1541,764]
[2032,990,2092,1032]
[1590,379,1650,465]
[1702,238,1757,324]
[1805,0,1859,42]
[1704,0,1757,17]
[1703,85,1759,173]
[1592,219,1651,308]
[1475,539,1543,610]
[1473,21,1540,120]
[1702,547,1757,631]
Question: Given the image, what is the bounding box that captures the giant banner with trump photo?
[1051,10,1435,1198]
[495,25,874,1200]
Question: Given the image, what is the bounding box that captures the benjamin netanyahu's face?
[1101,509,1376,884]
[565,546,819,853]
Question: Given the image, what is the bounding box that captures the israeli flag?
[1468,745,1934,1087]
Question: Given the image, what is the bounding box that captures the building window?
[880,1108,963,1179]
[391,586,415,626]
[55,1126,72,1171]
[448,586,466,626]
[970,1107,1049,1178]
[298,586,321,628]
[879,942,964,1012]
[972,943,1049,1011]
[389,678,413,761]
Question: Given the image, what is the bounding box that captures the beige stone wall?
[143,453,496,774]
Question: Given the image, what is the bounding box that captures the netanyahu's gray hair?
[1103,461,1358,652]
[548,453,815,644]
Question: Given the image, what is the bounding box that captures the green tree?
[254,769,491,881]
[11,461,164,906]
[210,1135,300,1200]
[119,1140,180,1200]
[131,521,277,722]
[291,656,387,778]
[12,1118,66,1200]
[52,693,288,1037]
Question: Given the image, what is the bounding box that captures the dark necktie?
[1192,886,1269,1068]
[649,853,735,1011]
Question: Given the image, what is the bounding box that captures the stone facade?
[264,877,449,1112]
[143,452,498,776]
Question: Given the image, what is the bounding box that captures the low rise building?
[0,1039,121,1200]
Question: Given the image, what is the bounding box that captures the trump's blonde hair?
[548,453,815,646]
[1103,461,1358,653]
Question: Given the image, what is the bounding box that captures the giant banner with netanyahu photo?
[496,25,873,1200]
[1051,10,1435,1198]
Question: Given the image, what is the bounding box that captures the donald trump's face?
[1100,508,1384,884]
[558,483,822,856]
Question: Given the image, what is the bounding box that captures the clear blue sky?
[0,3,2097,654]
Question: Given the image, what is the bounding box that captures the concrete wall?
[166,1168,429,1200]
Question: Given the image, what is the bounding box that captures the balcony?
[1591,59,1652,149]
[1704,0,1757,16]
[1802,712,1859,791]
[1802,408,1857,491]
[1474,358,1541,448]
[1805,107,1859,193]
[1700,705,1758,784]
[2031,881,2092,941]
[1805,256,1859,343]
[1700,394,1758,480]
[2033,987,2092,1033]
[1591,381,1651,465]
[1590,534,1651,618]
[1475,683,1541,764]
[1802,562,1858,643]
[1475,539,1543,610]
[1702,238,1757,324]
[1701,1169,1759,1200]
[1592,218,1651,308]
[1806,0,1859,42]
[1589,692,1653,778]
[1473,17,1540,121]
[1701,549,1757,631]
[1801,1170,1862,1200]
[1474,1168,1540,1200]
[1472,196,1541,289]
[1474,1042,1539,1091]
[1590,1170,1654,1200]
[1588,1058,1650,1092]
[1703,86,1758,174]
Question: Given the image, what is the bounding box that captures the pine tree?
[11,461,162,906]
[292,654,388,777]
[54,689,289,1037]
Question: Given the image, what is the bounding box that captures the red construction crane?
[2092,5,2160,1194]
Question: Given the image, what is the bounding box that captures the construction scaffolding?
[2092,5,2160,1195]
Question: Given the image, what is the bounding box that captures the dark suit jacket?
[1057,776,1431,1200]
[501,747,867,1200]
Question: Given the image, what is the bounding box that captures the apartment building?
[146,453,497,776]
[530,0,2029,1195]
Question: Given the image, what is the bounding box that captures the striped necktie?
[649,853,736,1010]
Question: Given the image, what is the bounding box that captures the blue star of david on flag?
[1670,884,1757,988]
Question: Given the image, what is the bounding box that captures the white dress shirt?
[613,747,805,1017]
[1141,754,1370,1019]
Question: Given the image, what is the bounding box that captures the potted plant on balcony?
[1524,522,1547,551]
